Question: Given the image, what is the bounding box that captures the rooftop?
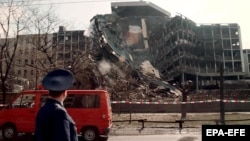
[111,1,171,17]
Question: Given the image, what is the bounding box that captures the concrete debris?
[81,14,191,101]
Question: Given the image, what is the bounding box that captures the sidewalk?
[110,126,202,135]
[110,112,250,136]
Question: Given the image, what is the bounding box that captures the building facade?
[13,34,53,89]
[243,49,250,77]
[52,26,86,69]
[0,26,86,91]
[0,34,53,91]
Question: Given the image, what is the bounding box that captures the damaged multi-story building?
[86,1,245,98]
[1,1,246,102]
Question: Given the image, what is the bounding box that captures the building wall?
[12,34,53,89]
[197,23,243,76]
[147,15,245,84]
[0,27,86,90]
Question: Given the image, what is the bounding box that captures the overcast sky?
[11,0,250,49]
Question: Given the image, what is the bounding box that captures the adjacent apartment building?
[6,34,53,90]
[0,26,85,91]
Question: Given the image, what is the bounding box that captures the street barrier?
[111,99,250,104]
[111,99,250,113]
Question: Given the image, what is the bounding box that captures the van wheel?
[2,123,18,141]
[81,127,99,141]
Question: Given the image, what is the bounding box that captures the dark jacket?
[34,98,78,141]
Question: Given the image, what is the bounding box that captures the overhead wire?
[1,0,139,5]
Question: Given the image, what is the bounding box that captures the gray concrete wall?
[111,102,250,113]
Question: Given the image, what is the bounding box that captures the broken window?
[221,27,230,38]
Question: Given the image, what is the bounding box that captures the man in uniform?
[34,69,78,141]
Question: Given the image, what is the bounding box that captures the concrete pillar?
[210,76,213,86]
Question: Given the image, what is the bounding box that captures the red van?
[0,90,112,141]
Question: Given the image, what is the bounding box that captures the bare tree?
[24,5,61,88]
[0,0,33,103]
[24,5,95,90]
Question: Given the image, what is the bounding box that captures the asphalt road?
[0,125,202,141]
[0,133,202,141]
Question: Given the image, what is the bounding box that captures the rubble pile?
[75,57,182,102]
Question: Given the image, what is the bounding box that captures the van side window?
[12,94,35,108]
[64,94,100,108]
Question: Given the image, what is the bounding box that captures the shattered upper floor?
[87,13,243,79]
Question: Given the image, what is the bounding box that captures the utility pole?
[219,63,225,125]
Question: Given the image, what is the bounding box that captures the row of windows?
[17,70,37,77]
[12,94,100,108]
[16,59,48,65]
